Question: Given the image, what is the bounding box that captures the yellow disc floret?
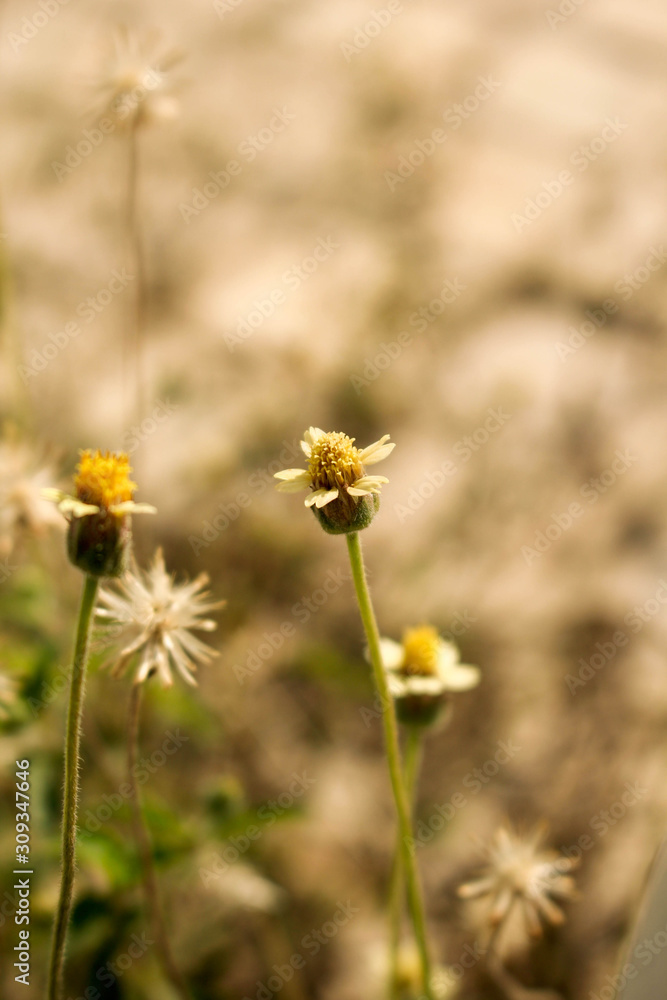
[401,626,440,676]
[307,432,364,491]
[74,450,136,510]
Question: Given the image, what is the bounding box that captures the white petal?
[314,489,339,508]
[110,501,157,515]
[346,487,371,497]
[436,640,459,671]
[60,498,101,517]
[441,663,481,692]
[274,469,311,493]
[360,436,395,465]
[378,638,403,670]
[40,488,66,503]
[304,489,327,508]
[303,427,325,451]
[352,475,388,492]
[399,675,446,696]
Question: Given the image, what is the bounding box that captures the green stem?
[127,683,192,1000]
[47,574,99,1000]
[345,532,434,1000]
[389,728,423,997]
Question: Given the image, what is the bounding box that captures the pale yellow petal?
[314,489,339,508]
[274,469,311,492]
[360,436,395,465]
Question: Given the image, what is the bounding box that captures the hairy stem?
[47,574,99,1000]
[389,727,423,996]
[345,532,434,999]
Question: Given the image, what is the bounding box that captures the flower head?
[378,626,480,726]
[89,26,181,129]
[457,825,578,940]
[274,427,394,533]
[96,548,224,687]
[0,438,63,557]
[43,450,155,577]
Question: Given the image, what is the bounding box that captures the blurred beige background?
[2,0,667,997]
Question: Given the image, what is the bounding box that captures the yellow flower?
[43,450,155,577]
[43,450,155,520]
[458,825,578,939]
[376,625,480,727]
[380,626,481,698]
[274,427,394,533]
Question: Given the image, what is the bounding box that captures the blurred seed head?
[97,547,224,687]
[0,435,63,557]
[89,26,182,130]
[458,824,578,942]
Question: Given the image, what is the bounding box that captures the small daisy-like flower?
[457,825,578,939]
[378,625,480,726]
[274,427,394,534]
[43,450,155,578]
[89,26,181,130]
[0,439,63,557]
[97,548,224,687]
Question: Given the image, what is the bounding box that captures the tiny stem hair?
[388,728,423,996]
[127,682,192,1000]
[345,532,434,1000]
[47,573,99,1000]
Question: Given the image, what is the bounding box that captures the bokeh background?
[2,0,667,997]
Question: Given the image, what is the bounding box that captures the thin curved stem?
[389,728,423,997]
[47,573,99,1000]
[345,532,434,1000]
[127,683,192,1000]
